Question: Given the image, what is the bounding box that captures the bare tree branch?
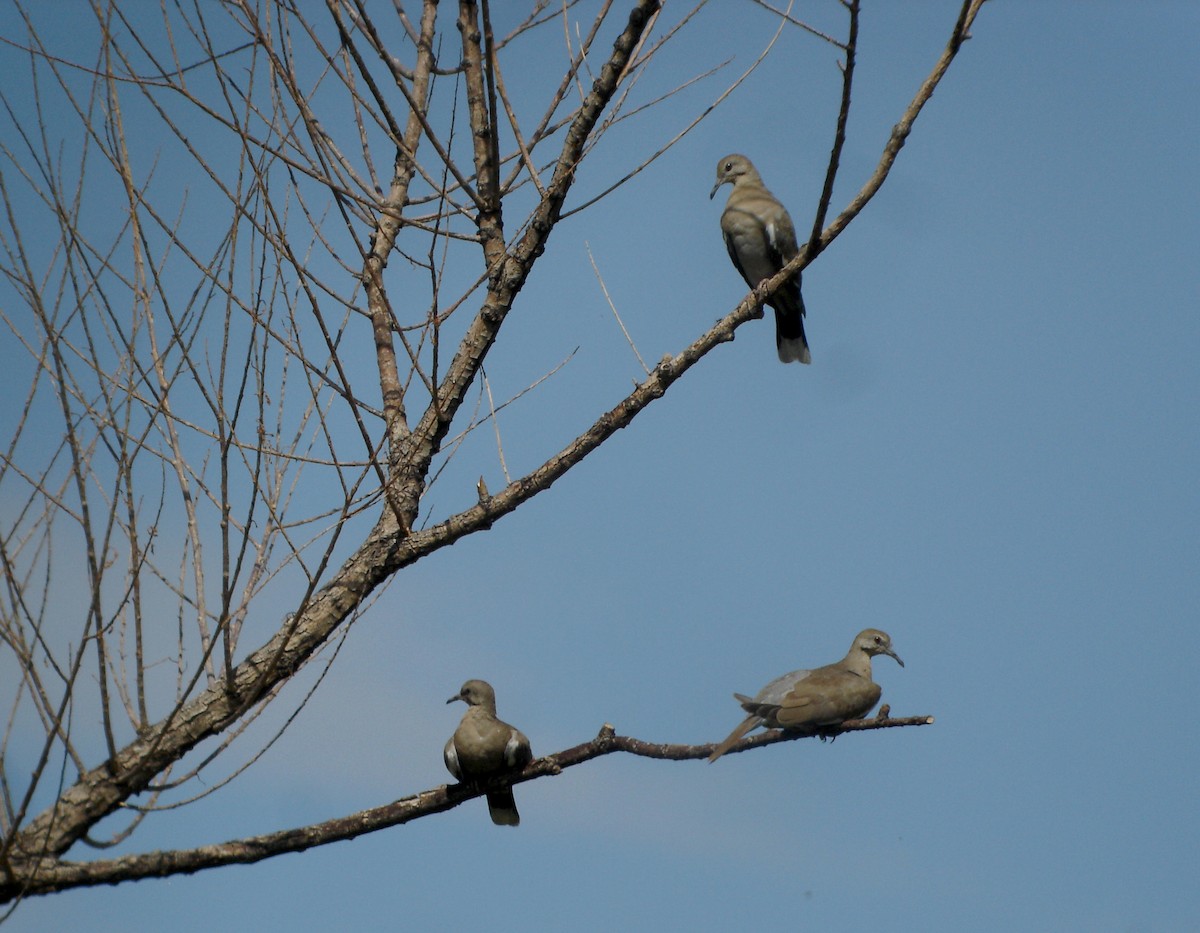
[0,713,933,900]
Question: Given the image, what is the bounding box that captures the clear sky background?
[6,2,1199,931]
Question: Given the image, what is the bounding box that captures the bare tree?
[0,0,980,906]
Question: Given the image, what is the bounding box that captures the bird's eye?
[724,162,733,172]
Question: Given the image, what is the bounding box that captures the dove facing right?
[708,629,903,763]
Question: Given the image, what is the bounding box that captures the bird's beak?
[887,649,905,668]
[709,179,723,200]
[446,692,463,704]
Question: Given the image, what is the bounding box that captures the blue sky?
[6,2,1199,931]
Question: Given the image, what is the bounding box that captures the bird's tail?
[774,304,811,364]
[773,276,811,364]
[486,789,520,826]
[707,714,761,763]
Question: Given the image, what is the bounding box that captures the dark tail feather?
[486,789,520,826]
[773,277,811,364]
[707,714,760,763]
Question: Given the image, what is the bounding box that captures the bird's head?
[710,153,757,199]
[447,678,498,709]
[853,629,904,668]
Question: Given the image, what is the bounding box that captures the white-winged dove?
[710,153,811,364]
[707,629,903,762]
[444,679,533,826]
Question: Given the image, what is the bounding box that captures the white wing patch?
[503,732,523,767]
[443,740,461,779]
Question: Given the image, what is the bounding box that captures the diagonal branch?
[0,713,933,900]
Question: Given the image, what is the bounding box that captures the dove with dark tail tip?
[444,679,533,825]
[710,153,811,364]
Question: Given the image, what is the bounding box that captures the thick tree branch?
[7,511,405,859]
[457,0,507,273]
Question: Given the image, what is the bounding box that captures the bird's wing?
[443,736,462,780]
[753,668,814,706]
[774,670,882,729]
[503,726,532,769]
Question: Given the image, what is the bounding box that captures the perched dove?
[710,153,811,364]
[707,629,903,762]
[444,679,533,826]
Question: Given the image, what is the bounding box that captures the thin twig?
[586,242,649,375]
[480,367,512,484]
